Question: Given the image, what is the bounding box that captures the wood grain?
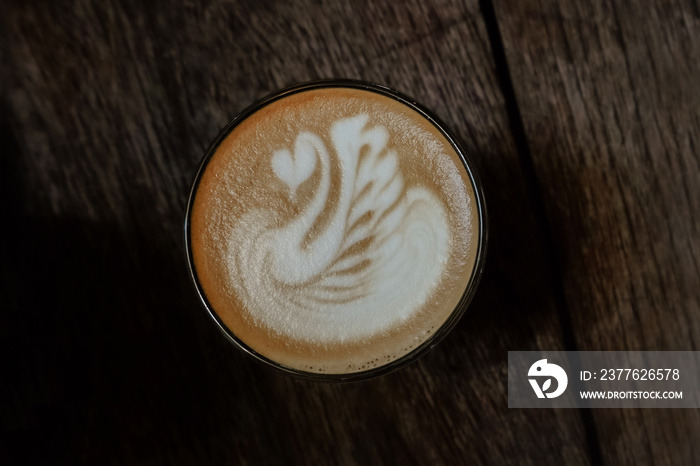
[492,0,700,464]
[0,0,601,464]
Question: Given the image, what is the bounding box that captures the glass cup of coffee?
[185,80,487,381]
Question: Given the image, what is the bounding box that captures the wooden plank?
[492,0,700,463]
[2,0,592,463]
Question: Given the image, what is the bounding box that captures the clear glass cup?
[185,79,488,382]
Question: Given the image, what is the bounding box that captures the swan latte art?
[188,84,483,377]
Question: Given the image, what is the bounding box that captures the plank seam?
[477,0,605,464]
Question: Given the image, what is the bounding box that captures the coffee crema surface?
[190,87,480,374]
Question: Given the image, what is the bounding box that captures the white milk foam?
[225,114,452,343]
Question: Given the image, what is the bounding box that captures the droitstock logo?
[528,359,568,399]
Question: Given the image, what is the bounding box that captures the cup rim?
[184,79,488,382]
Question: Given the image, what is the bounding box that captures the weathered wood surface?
[492,0,700,464]
[2,0,697,464]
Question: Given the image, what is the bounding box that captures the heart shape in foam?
[272,136,317,196]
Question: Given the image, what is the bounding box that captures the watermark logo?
[528,359,568,398]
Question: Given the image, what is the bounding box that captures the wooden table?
[3,0,699,464]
